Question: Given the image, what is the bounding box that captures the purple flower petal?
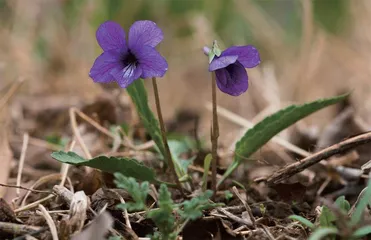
[215,61,248,96]
[203,46,210,56]
[222,45,260,68]
[209,55,238,72]
[111,63,142,88]
[96,21,127,51]
[132,46,168,78]
[89,50,122,83]
[128,20,163,49]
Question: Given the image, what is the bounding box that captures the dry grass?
[1,0,371,239]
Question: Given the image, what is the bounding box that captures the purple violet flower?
[89,20,168,88]
[205,44,261,96]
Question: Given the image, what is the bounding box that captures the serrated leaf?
[180,190,221,221]
[147,184,176,238]
[218,94,348,186]
[51,151,156,182]
[115,174,149,211]
[308,227,338,240]
[126,79,166,159]
[288,215,315,229]
[157,184,174,208]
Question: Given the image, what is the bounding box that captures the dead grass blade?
[38,204,59,240]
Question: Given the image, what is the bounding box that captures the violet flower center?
[122,50,138,68]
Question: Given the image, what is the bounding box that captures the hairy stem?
[151,77,184,196]
[211,72,219,195]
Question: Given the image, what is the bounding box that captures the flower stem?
[211,72,219,196]
[151,77,184,196]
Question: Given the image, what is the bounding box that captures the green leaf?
[352,225,371,238]
[202,154,212,192]
[115,174,149,211]
[51,151,156,183]
[319,206,336,227]
[218,93,348,187]
[208,51,216,63]
[108,236,122,240]
[126,79,166,159]
[147,184,176,238]
[308,227,338,240]
[224,190,233,201]
[180,190,221,221]
[211,40,222,57]
[288,215,315,229]
[208,40,222,63]
[45,134,69,149]
[334,196,350,214]
[168,140,194,176]
[351,177,371,226]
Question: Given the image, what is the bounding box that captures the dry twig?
[232,186,256,228]
[0,221,42,235]
[215,207,254,228]
[15,195,55,213]
[266,131,371,185]
[0,183,53,194]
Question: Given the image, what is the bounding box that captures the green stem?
[217,161,239,188]
[211,72,219,195]
[176,219,190,236]
[151,77,184,196]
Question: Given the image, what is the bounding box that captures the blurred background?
[1,0,371,160]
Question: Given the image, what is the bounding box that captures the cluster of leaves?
[52,92,348,188]
[290,177,371,240]
[51,67,349,239]
[114,173,221,240]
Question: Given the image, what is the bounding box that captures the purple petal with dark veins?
[128,20,164,49]
[111,63,142,88]
[215,61,248,96]
[222,45,260,68]
[209,55,238,72]
[131,45,168,78]
[89,50,122,83]
[96,21,127,51]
